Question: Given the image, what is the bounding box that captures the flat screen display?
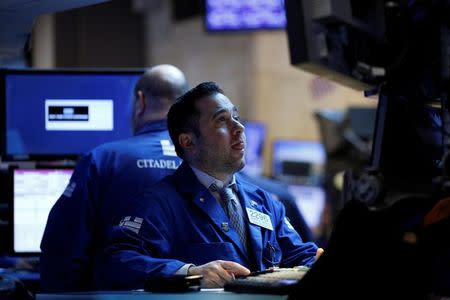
[1,68,143,160]
[12,168,73,254]
[205,0,286,31]
[287,184,326,230]
[272,140,326,185]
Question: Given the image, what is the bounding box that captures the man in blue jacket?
[40,65,188,292]
[93,81,319,290]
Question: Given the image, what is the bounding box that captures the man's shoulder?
[141,173,178,195]
[92,134,153,151]
[90,134,177,159]
[131,175,181,208]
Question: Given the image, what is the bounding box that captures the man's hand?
[316,248,324,261]
[188,260,250,288]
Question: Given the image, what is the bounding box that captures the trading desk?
[36,290,288,300]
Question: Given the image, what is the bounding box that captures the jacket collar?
[134,120,167,135]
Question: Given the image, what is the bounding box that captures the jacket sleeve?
[270,195,319,268]
[92,192,186,290]
[40,153,99,292]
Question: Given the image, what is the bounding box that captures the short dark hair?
[167,81,224,158]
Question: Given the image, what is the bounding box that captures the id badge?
[246,208,273,230]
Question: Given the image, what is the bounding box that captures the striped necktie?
[211,183,248,250]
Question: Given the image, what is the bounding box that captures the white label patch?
[160,140,177,156]
[119,216,143,234]
[246,208,273,231]
[63,182,76,197]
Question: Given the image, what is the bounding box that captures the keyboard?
[224,266,309,295]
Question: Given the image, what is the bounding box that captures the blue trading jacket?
[93,162,318,290]
[40,120,182,292]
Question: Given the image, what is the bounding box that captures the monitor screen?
[272,140,326,185]
[243,121,267,177]
[287,184,326,230]
[205,0,286,31]
[11,167,73,254]
[0,68,144,160]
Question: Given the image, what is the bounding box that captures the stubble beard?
[195,146,246,178]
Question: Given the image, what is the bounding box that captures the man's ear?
[135,90,146,116]
[179,133,195,152]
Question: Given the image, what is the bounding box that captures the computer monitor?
[204,0,286,31]
[243,121,267,177]
[284,0,387,89]
[287,184,326,232]
[10,167,73,255]
[272,140,326,185]
[0,68,144,161]
[284,0,445,90]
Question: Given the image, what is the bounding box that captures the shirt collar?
[134,120,167,136]
[190,165,236,190]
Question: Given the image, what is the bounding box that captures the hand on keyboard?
[188,260,250,288]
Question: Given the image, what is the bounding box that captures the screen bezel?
[0,67,145,162]
[8,165,74,256]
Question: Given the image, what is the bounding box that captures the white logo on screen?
[45,99,113,131]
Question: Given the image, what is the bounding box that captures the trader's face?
[191,93,246,180]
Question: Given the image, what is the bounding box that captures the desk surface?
[36,290,288,300]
